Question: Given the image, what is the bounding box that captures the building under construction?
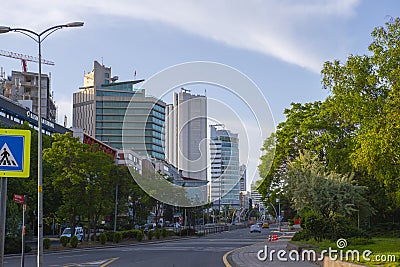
[0,50,57,122]
[0,70,57,122]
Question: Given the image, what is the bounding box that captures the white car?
[250,224,262,233]
[61,226,84,242]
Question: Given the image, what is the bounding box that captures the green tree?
[286,151,374,220]
[258,101,353,201]
[43,133,88,234]
[321,17,400,215]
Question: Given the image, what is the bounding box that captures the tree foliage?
[258,17,400,223]
[322,17,400,211]
[287,151,374,219]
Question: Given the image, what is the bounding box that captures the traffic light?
[249,198,253,209]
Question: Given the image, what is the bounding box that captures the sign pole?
[0,177,8,267]
[21,195,26,267]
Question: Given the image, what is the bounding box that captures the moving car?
[250,224,262,233]
[61,226,84,242]
[262,222,269,228]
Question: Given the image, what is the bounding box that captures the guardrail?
[194,223,248,236]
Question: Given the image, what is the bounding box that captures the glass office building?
[210,126,240,210]
[73,61,165,160]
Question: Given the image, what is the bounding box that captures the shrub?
[123,229,138,239]
[105,231,114,242]
[161,228,167,238]
[90,234,95,241]
[291,229,311,241]
[43,238,51,249]
[99,233,107,245]
[60,236,69,247]
[4,237,31,254]
[329,214,370,240]
[70,236,79,248]
[113,232,122,243]
[136,230,144,242]
[155,228,161,239]
[179,228,196,236]
[148,230,153,240]
[302,210,328,241]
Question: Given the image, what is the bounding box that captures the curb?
[222,241,266,267]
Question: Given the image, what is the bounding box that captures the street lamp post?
[0,22,83,266]
[276,198,281,232]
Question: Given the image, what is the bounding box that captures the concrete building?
[210,126,241,210]
[73,61,166,160]
[165,89,207,181]
[1,70,57,122]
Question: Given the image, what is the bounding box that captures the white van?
[61,226,84,242]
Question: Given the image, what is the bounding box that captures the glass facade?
[210,127,241,210]
[94,84,165,160]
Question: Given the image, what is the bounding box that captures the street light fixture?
[0,22,83,266]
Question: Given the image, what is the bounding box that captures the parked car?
[61,226,84,242]
[250,224,262,233]
[262,222,269,228]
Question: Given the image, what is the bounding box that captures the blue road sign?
[0,129,31,178]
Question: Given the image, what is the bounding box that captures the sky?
[1,0,400,188]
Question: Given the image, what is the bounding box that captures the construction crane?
[0,49,54,72]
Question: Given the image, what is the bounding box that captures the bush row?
[58,228,177,247]
[292,210,369,242]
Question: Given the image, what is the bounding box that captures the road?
[4,227,273,267]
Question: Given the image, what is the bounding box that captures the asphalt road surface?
[4,227,273,267]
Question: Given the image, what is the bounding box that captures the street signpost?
[14,194,26,267]
[0,129,31,267]
[0,129,31,178]
[14,194,25,204]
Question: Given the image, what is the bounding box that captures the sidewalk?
[225,225,318,267]
[225,237,318,267]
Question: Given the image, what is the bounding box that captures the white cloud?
[1,0,360,72]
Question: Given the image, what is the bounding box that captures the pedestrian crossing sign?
[0,129,31,178]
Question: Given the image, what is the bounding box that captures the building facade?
[210,126,241,210]
[0,94,69,135]
[73,61,166,160]
[165,89,207,181]
[1,70,57,122]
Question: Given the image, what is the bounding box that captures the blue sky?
[1,0,400,186]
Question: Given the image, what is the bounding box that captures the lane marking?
[63,257,119,267]
[100,258,119,267]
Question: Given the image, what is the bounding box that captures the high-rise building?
[250,185,263,207]
[210,126,241,210]
[73,61,165,160]
[165,89,207,181]
[1,70,56,122]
